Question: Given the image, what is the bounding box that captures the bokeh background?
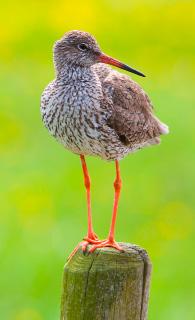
[1,0,195,319]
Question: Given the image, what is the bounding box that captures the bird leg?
[80,155,99,242]
[89,160,123,253]
[67,155,100,261]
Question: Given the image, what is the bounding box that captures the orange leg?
[89,160,123,253]
[80,155,99,241]
[68,155,100,260]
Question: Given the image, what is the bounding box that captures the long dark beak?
[98,53,145,77]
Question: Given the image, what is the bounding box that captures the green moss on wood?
[61,243,152,320]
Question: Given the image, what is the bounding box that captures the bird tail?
[158,122,169,135]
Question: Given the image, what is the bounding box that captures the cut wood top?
[61,243,152,320]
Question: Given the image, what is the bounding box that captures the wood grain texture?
[60,243,152,320]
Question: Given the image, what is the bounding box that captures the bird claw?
[83,237,101,244]
[68,236,123,261]
[89,239,124,253]
[67,234,101,261]
[84,231,99,241]
[67,243,81,261]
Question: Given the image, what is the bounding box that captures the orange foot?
[83,231,99,243]
[67,233,102,261]
[89,239,124,253]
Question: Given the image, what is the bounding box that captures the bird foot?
[68,237,123,260]
[89,239,124,253]
[84,231,99,242]
[67,233,101,261]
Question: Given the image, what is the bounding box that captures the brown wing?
[92,63,112,81]
[102,71,164,147]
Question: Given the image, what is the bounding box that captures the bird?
[41,30,169,256]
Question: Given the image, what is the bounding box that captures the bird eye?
[78,43,88,51]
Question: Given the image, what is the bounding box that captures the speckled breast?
[41,79,109,157]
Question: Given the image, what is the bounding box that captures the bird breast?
[41,75,108,155]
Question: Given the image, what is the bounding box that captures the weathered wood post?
[61,242,152,320]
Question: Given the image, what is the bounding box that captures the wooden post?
[60,242,152,320]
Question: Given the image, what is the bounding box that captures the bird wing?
[92,63,112,82]
[102,70,165,147]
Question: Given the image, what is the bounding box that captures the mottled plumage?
[40,30,169,255]
[41,30,168,161]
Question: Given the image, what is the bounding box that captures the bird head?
[54,30,145,77]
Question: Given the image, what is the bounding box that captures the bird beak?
[98,53,145,77]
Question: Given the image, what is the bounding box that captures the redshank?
[41,30,168,254]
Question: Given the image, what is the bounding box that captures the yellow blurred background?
[0,1,195,319]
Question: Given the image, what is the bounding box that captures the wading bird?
[41,30,168,255]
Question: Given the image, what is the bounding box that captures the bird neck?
[54,63,103,104]
[55,64,95,83]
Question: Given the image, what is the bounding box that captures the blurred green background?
[1,0,195,319]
